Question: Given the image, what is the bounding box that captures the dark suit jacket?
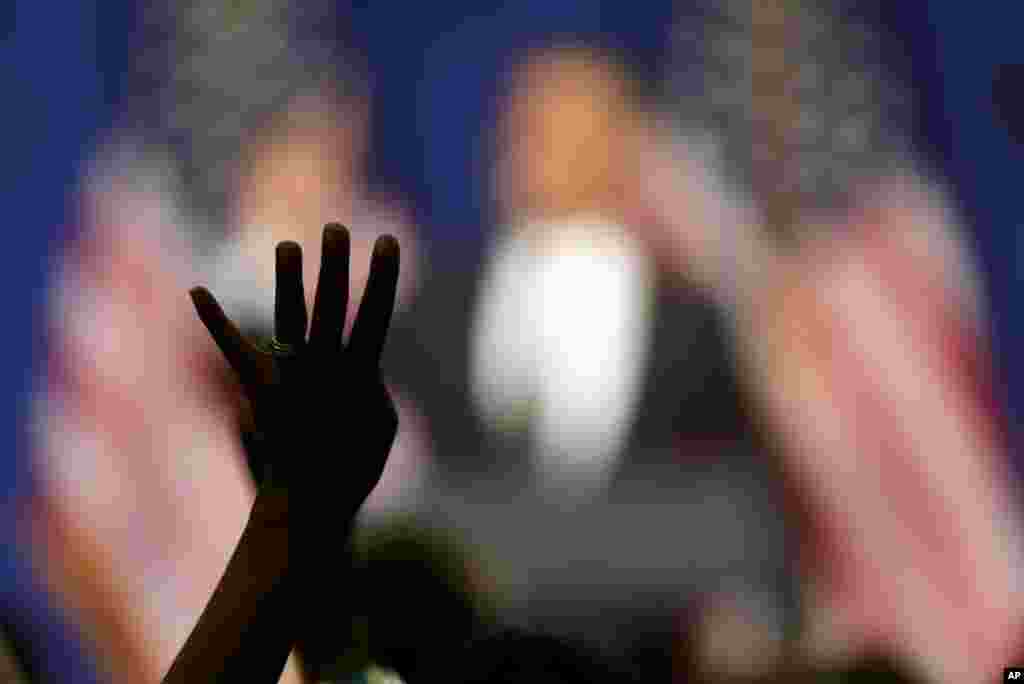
[382,245,760,489]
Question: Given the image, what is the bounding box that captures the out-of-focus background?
[4,0,1024,682]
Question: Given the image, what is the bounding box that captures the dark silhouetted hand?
[190,223,400,517]
[188,223,401,679]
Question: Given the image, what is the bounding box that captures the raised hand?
[190,223,400,515]
[190,223,401,679]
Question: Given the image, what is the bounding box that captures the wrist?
[250,490,291,530]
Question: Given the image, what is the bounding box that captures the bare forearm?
[293,511,357,682]
[185,226,401,682]
[162,494,293,684]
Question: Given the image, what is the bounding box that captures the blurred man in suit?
[384,45,794,681]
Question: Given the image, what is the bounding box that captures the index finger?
[190,286,263,382]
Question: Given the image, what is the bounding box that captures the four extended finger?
[309,223,350,352]
[347,234,400,368]
[275,241,308,346]
[190,286,262,381]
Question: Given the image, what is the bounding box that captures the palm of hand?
[190,224,400,516]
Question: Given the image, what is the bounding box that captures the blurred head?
[128,0,371,243]
[495,45,648,225]
[235,80,371,238]
[355,524,492,681]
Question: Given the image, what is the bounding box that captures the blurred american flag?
[745,179,1024,683]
